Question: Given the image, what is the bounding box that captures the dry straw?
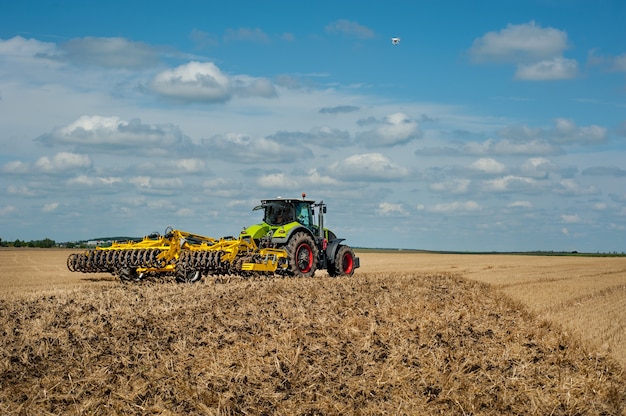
[1,271,624,415]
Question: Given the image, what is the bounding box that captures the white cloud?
[7,185,36,196]
[327,153,410,181]
[257,173,301,189]
[482,175,538,192]
[469,21,568,63]
[148,61,276,103]
[463,138,561,156]
[0,205,17,216]
[377,202,407,216]
[256,168,340,190]
[201,133,312,163]
[2,161,29,174]
[129,176,183,190]
[470,158,506,174]
[551,118,607,145]
[429,201,481,213]
[356,113,421,147]
[508,200,533,209]
[175,208,195,217]
[67,175,122,187]
[555,179,599,196]
[150,61,231,102]
[515,57,578,80]
[34,152,92,173]
[430,179,470,194]
[42,202,59,213]
[4,152,92,175]
[519,157,557,178]
[36,116,190,153]
[561,214,581,223]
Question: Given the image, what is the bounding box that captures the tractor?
[240,194,359,277]
[66,194,359,281]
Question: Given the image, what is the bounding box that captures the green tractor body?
[240,197,359,277]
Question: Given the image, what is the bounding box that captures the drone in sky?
[391,37,400,45]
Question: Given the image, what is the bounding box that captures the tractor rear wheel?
[286,232,318,277]
[328,245,356,277]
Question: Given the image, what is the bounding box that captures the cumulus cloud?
[42,202,59,213]
[429,201,481,213]
[469,21,577,81]
[470,158,506,174]
[148,61,277,103]
[377,202,408,216]
[356,113,421,147]
[519,157,557,178]
[550,118,607,145]
[201,133,313,163]
[327,153,410,181]
[0,205,17,216]
[256,168,339,190]
[469,21,568,63]
[3,152,91,175]
[515,56,578,80]
[36,115,191,154]
[482,175,539,193]
[129,176,183,194]
[149,61,231,103]
[508,200,533,209]
[7,185,36,196]
[554,179,599,196]
[35,152,92,173]
[463,138,561,156]
[561,213,581,223]
[325,19,375,39]
[430,179,470,194]
[67,175,122,187]
[231,75,277,98]
[267,126,352,148]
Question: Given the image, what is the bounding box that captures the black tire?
[119,267,141,282]
[286,232,318,277]
[176,270,201,284]
[328,245,356,277]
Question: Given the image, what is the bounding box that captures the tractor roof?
[260,198,315,205]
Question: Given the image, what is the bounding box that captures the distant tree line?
[0,237,60,248]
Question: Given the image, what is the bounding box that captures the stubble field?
[0,248,624,415]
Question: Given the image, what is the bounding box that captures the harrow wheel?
[119,267,141,282]
[176,270,201,284]
[286,232,318,277]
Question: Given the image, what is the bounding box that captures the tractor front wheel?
[286,232,318,277]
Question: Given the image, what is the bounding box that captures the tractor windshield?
[263,202,296,226]
[260,200,314,228]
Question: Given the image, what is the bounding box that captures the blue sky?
[1,0,625,251]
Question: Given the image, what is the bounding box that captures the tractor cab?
[254,198,315,230]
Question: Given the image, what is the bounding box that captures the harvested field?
[0,248,624,415]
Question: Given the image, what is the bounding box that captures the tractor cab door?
[294,201,313,229]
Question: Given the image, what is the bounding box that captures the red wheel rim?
[342,252,354,274]
[296,243,313,273]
